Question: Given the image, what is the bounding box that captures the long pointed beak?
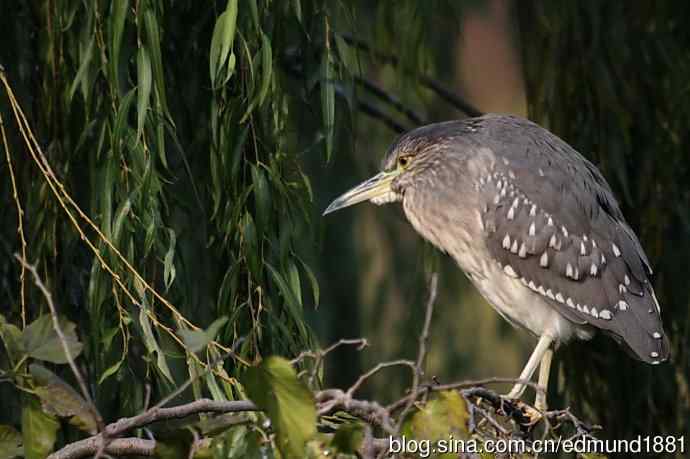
[323,170,399,215]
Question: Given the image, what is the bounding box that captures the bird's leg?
[506,334,553,400]
[534,345,554,411]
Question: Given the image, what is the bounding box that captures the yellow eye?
[398,156,410,168]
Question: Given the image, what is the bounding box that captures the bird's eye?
[398,156,410,168]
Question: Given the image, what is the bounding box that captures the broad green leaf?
[136,46,153,142]
[402,391,470,458]
[30,364,97,434]
[138,307,174,383]
[178,316,228,353]
[22,315,83,365]
[163,228,177,290]
[21,397,59,459]
[0,314,24,365]
[242,357,316,458]
[0,425,23,459]
[331,422,364,455]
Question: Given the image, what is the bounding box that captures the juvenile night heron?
[324,114,669,410]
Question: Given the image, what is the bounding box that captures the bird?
[323,114,670,410]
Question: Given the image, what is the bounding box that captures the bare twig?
[280,58,409,134]
[394,273,438,431]
[346,359,416,397]
[15,255,104,433]
[1,112,26,328]
[338,33,483,118]
[292,338,369,387]
[354,76,425,126]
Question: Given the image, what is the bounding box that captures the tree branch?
[48,399,258,459]
[338,33,483,118]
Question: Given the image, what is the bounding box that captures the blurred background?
[0,0,689,455]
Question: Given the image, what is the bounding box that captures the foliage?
[0,0,344,456]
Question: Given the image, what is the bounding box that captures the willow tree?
[0,0,343,455]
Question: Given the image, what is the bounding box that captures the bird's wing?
[477,128,668,363]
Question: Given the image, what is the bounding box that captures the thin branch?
[280,58,409,134]
[338,33,483,118]
[354,76,425,126]
[292,338,369,387]
[15,255,104,433]
[394,273,438,432]
[346,359,416,397]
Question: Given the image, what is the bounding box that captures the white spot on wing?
[612,243,621,257]
[518,243,527,258]
[503,265,518,278]
[540,252,549,267]
[599,309,612,320]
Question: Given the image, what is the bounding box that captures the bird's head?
[323,122,461,215]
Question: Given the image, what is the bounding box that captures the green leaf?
[242,357,316,458]
[21,397,59,459]
[402,391,470,458]
[265,263,307,341]
[295,255,319,308]
[108,0,129,91]
[251,165,271,234]
[143,8,169,117]
[178,316,228,353]
[98,359,123,385]
[0,314,24,365]
[331,422,364,455]
[138,307,174,383]
[136,46,153,142]
[163,228,177,290]
[30,364,97,434]
[68,35,95,104]
[209,0,239,86]
[256,32,272,107]
[21,315,83,365]
[0,425,23,459]
[320,38,335,160]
